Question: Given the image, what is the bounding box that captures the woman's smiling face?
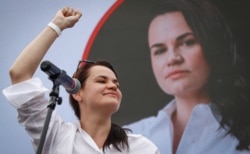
[79,65,122,115]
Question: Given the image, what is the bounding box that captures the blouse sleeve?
[2,77,62,153]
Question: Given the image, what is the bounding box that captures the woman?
[125,0,250,153]
[3,7,159,154]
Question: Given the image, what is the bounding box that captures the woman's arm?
[9,7,82,84]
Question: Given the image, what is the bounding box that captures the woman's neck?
[80,113,111,148]
[174,92,210,116]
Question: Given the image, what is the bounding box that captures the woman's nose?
[166,49,183,67]
[107,81,117,90]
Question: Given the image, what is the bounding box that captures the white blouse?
[125,100,250,154]
[3,78,159,154]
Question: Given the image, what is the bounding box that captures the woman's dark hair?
[69,60,130,152]
[150,0,250,150]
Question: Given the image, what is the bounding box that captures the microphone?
[40,60,81,94]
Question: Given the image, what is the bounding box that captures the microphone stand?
[36,78,62,154]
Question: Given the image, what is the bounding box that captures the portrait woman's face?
[76,66,122,115]
[148,12,211,98]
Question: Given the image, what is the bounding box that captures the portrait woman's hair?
[150,0,250,150]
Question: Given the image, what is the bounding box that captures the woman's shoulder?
[123,102,172,135]
[127,133,159,153]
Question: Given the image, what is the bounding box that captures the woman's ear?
[72,91,82,101]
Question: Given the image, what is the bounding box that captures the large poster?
[86,0,250,125]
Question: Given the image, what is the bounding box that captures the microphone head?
[66,78,81,94]
[40,60,51,72]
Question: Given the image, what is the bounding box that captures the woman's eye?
[97,80,106,83]
[153,48,166,55]
[180,39,196,47]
